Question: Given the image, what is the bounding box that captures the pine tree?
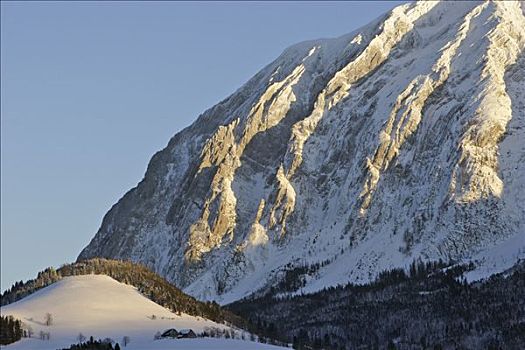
[387,340,397,350]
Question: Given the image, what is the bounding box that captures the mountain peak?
[79,0,525,303]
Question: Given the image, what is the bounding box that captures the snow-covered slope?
[0,275,283,349]
[79,0,525,303]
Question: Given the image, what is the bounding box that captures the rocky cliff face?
[79,1,525,303]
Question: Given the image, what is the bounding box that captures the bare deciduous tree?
[103,337,115,345]
[45,313,53,326]
[77,333,86,343]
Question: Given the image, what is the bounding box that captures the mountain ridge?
[79,0,525,303]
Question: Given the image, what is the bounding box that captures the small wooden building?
[161,328,179,338]
[177,329,197,339]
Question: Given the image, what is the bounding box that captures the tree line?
[60,336,122,350]
[228,259,525,350]
[0,315,23,345]
[0,258,243,328]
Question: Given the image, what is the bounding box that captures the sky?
[1,1,405,291]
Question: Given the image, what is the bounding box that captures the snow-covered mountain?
[79,0,525,303]
[0,275,284,350]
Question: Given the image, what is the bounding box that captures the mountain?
[78,1,525,303]
[0,274,286,350]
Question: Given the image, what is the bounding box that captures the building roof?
[178,329,194,334]
[161,328,178,336]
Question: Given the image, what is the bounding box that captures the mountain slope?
[228,261,525,350]
[79,1,525,303]
[0,275,285,350]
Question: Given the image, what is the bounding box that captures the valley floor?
[4,337,285,350]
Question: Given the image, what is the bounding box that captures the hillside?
[228,260,525,350]
[0,274,286,350]
[77,0,525,303]
[1,259,232,324]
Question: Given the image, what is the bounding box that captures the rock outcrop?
[79,1,525,303]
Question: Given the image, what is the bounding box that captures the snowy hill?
[79,0,525,303]
[0,275,285,350]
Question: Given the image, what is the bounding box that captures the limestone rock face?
[79,1,525,303]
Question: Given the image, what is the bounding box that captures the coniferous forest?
[0,315,24,345]
[228,260,525,350]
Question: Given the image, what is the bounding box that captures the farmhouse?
[161,328,179,338]
[178,329,197,339]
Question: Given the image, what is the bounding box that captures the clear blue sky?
[1,1,404,291]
